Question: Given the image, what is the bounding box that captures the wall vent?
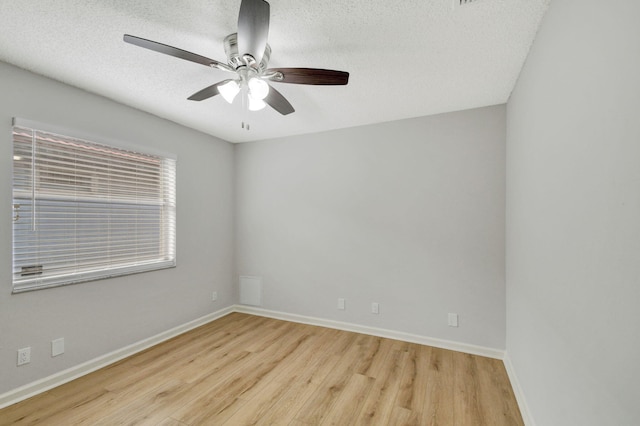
[239,275,263,306]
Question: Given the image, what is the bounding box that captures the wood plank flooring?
[0,313,523,425]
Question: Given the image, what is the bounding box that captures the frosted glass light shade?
[248,96,266,111]
[218,80,240,104]
[248,77,269,100]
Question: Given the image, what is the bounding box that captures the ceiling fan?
[123,0,349,116]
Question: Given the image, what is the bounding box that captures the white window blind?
[12,121,176,293]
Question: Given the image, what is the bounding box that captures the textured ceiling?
[0,0,549,143]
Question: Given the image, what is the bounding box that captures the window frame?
[11,118,177,293]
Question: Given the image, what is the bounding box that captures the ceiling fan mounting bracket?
[263,71,284,81]
[210,62,235,73]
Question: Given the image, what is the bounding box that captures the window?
[12,119,176,293]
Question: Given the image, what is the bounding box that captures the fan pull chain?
[241,85,250,130]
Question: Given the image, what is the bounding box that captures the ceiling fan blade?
[187,80,232,101]
[237,0,270,64]
[267,68,349,85]
[123,34,232,71]
[264,85,295,115]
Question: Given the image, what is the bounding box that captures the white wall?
[0,62,235,394]
[506,0,640,424]
[235,106,506,349]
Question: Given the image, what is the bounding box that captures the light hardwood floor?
[0,313,523,425]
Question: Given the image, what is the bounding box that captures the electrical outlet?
[17,347,31,366]
[212,291,218,301]
[371,302,380,314]
[337,298,345,310]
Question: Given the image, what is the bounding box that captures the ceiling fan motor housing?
[224,33,271,72]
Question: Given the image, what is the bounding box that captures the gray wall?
[506,0,640,424]
[235,106,506,349]
[0,61,235,394]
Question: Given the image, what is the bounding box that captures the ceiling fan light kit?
[218,80,241,104]
[123,0,349,119]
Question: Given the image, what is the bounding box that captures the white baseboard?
[0,306,234,410]
[503,351,536,426]
[234,305,505,359]
[1,304,508,411]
